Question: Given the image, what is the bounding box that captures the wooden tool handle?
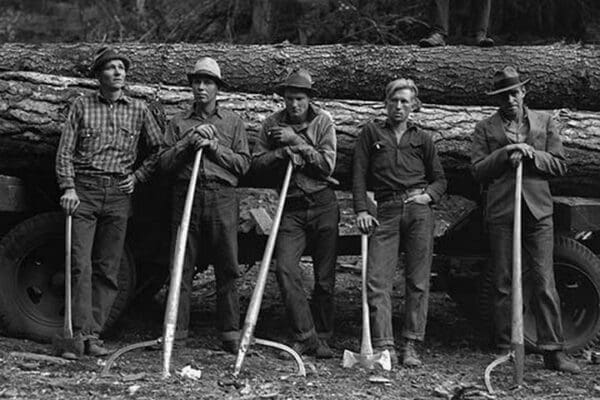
[64,214,73,338]
[162,149,203,378]
[234,161,294,376]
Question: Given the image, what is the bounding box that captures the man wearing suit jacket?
[471,66,580,373]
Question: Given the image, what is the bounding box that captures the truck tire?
[0,212,136,343]
[478,235,600,353]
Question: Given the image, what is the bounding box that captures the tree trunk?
[1,42,600,110]
[1,71,599,197]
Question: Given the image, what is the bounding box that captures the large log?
[1,43,600,110]
[1,72,599,198]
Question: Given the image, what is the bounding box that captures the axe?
[162,148,203,378]
[52,213,85,359]
[342,234,392,370]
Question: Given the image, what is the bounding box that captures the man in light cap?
[252,69,339,359]
[160,57,250,353]
[471,66,580,373]
[352,78,446,367]
[56,46,163,356]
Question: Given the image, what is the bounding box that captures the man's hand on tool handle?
[269,126,303,146]
[60,188,80,215]
[356,211,379,234]
[507,143,534,168]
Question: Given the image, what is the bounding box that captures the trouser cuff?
[221,330,240,342]
[372,338,395,348]
[292,328,317,342]
[402,332,425,342]
[537,343,563,351]
[174,329,189,340]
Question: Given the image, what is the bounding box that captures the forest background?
[2,0,599,45]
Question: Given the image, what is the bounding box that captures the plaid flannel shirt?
[55,92,163,190]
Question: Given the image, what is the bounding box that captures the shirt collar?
[96,91,131,104]
[382,118,418,133]
[185,102,223,120]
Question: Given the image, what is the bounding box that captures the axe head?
[342,349,392,371]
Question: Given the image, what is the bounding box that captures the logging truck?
[1,172,600,354]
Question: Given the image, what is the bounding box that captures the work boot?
[543,351,581,374]
[401,339,422,367]
[315,339,334,359]
[279,335,320,359]
[374,346,398,365]
[222,339,240,354]
[419,33,446,47]
[474,33,494,47]
[85,339,110,357]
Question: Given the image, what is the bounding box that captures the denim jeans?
[367,199,434,348]
[488,205,564,350]
[274,188,339,341]
[430,0,491,36]
[71,175,131,338]
[171,181,240,341]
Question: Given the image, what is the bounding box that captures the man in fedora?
[252,69,338,358]
[353,78,446,367]
[471,66,580,373]
[55,46,163,356]
[160,57,250,353]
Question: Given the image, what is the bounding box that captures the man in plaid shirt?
[55,47,163,356]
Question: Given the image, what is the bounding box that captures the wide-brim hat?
[90,46,131,76]
[486,66,530,96]
[187,57,226,87]
[275,69,316,96]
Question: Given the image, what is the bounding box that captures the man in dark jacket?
[56,47,163,356]
[352,78,446,367]
[160,57,250,353]
[471,66,580,373]
[252,69,338,358]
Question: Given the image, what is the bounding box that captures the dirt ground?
[1,259,599,400]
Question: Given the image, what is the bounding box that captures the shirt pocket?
[371,140,393,172]
[77,127,102,156]
[120,125,139,150]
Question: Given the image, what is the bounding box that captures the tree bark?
[1,71,599,197]
[1,42,600,110]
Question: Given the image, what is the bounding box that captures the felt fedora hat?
[275,69,316,96]
[90,46,131,76]
[486,66,530,96]
[187,57,226,87]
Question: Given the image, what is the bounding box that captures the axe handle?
[359,234,374,356]
[162,148,203,378]
[511,161,524,385]
[64,214,73,339]
[234,161,294,376]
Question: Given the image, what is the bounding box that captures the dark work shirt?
[352,119,447,212]
[159,105,250,187]
[252,104,337,196]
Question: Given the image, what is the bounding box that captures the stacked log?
[1,71,599,197]
[1,43,599,110]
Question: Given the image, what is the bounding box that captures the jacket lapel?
[488,112,509,147]
[524,108,541,147]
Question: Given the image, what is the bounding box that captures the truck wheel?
[0,212,136,343]
[478,235,600,353]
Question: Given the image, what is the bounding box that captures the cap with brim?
[187,57,227,88]
[90,47,131,76]
[486,66,530,96]
[275,69,316,97]
[187,70,227,88]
